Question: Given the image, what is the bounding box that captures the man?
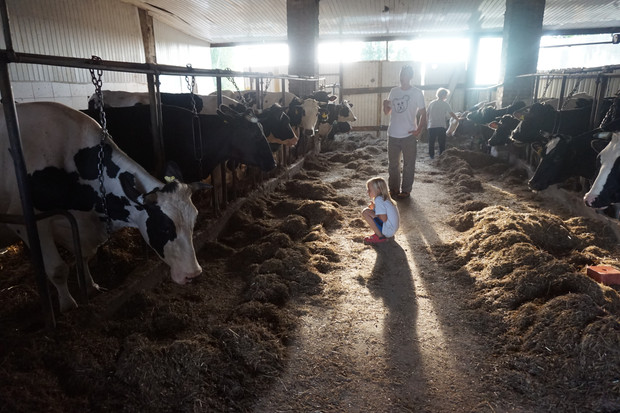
[383,65,427,199]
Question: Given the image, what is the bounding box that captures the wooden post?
[138,9,165,178]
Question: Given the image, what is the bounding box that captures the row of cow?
[450,93,620,211]
[88,89,358,142]
[1,87,358,313]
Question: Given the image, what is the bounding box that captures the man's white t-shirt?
[387,86,426,138]
[427,99,454,129]
[374,195,400,238]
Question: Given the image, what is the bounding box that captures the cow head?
[510,103,555,143]
[584,132,620,208]
[338,101,357,122]
[118,170,205,285]
[217,105,277,171]
[287,99,304,127]
[259,104,298,147]
[488,114,521,146]
[300,98,320,136]
[527,134,571,191]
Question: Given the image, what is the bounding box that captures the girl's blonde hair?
[366,177,395,204]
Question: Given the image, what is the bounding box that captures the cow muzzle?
[172,266,202,285]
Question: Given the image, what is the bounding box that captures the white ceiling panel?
[119,0,620,45]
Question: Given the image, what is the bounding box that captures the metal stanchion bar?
[0,50,322,82]
[0,60,56,330]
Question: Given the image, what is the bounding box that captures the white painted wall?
[5,0,145,109]
[154,19,212,94]
[2,0,211,110]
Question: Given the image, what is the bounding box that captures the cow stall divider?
[0,7,321,327]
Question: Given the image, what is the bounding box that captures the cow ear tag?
[164,176,176,183]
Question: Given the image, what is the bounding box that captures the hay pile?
[0,153,352,412]
[440,149,620,410]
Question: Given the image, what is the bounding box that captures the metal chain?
[599,88,620,129]
[540,75,553,99]
[224,67,247,104]
[185,64,204,176]
[88,56,112,236]
[184,64,198,115]
[561,75,583,109]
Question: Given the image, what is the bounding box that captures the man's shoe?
[396,192,410,199]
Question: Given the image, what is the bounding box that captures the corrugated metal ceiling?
[119,0,620,45]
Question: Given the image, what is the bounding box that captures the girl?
[362,177,400,244]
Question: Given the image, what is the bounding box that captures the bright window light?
[476,37,502,85]
[538,34,620,71]
[319,41,369,63]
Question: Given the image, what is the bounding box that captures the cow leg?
[8,222,78,312]
[50,216,104,297]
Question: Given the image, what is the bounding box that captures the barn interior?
[1,1,620,412]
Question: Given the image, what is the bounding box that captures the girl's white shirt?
[374,195,400,238]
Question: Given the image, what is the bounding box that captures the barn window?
[538,34,620,70]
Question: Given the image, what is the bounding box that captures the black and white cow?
[291,98,320,137]
[305,90,338,104]
[510,102,594,144]
[466,100,526,125]
[88,91,204,113]
[584,132,620,208]
[83,104,277,183]
[1,102,206,312]
[452,115,494,152]
[257,104,299,148]
[528,96,620,192]
[528,131,610,191]
[487,114,522,147]
[221,90,300,110]
[198,94,247,115]
[317,100,357,139]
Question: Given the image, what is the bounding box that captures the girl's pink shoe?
[364,234,388,244]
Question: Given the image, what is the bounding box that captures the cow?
[528,131,610,191]
[510,102,594,144]
[88,91,204,113]
[216,90,300,110]
[454,101,524,147]
[528,97,620,192]
[82,104,277,183]
[208,89,241,100]
[257,104,298,148]
[452,115,494,152]
[289,98,320,137]
[305,90,338,104]
[198,94,247,115]
[537,93,593,110]
[584,132,620,209]
[487,114,522,146]
[1,102,207,312]
[317,100,357,139]
[466,100,526,125]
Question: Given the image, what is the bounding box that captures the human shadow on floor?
[365,239,431,406]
